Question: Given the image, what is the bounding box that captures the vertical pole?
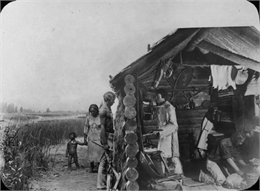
[123,75,140,191]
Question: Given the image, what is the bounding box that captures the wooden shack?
[109,27,260,190]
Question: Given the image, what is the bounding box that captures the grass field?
[0,116,86,190]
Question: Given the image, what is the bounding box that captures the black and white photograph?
[0,0,259,190]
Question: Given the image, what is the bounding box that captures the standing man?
[97,91,116,190]
[155,89,183,175]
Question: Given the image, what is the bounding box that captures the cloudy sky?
[1,0,259,111]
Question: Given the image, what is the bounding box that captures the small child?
[65,132,86,171]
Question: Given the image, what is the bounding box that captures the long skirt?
[87,139,103,163]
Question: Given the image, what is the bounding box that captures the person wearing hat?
[97,91,116,190]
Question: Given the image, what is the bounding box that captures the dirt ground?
[27,137,259,191]
[29,137,97,191]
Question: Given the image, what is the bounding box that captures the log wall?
[176,108,208,160]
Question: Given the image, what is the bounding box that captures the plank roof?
[110,27,260,92]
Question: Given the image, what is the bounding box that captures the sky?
[0,0,259,112]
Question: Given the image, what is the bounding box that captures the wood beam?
[197,41,260,72]
[186,28,211,51]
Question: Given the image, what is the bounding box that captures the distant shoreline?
[0,112,87,127]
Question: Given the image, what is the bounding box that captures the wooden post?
[123,74,140,191]
[113,94,126,189]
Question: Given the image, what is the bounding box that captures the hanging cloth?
[197,117,214,150]
[234,66,248,85]
[245,76,260,96]
[210,65,236,90]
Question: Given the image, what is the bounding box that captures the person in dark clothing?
[199,131,248,185]
[65,132,86,171]
[207,131,248,175]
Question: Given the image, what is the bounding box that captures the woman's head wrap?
[89,104,99,114]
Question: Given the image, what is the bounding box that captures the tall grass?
[1,118,85,190]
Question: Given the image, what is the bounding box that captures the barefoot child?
[65,132,86,171]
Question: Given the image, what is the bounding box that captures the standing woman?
[84,104,103,172]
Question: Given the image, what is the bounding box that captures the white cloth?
[210,65,236,90]
[84,115,103,162]
[157,101,179,158]
[197,117,214,150]
[245,77,260,96]
[225,173,244,189]
[234,66,248,85]
[206,159,226,186]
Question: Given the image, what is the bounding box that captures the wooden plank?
[176,110,207,118]
[179,128,201,134]
[177,108,208,112]
[197,40,260,72]
[143,120,158,126]
[177,117,203,125]
[189,80,211,86]
[172,46,238,67]
[186,28,211,51]
[178,124,201,129]
[206,27,260,63]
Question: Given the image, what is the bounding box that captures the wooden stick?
[156,174,183,183]
[159,153,170,173]
[136,76,145,152]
